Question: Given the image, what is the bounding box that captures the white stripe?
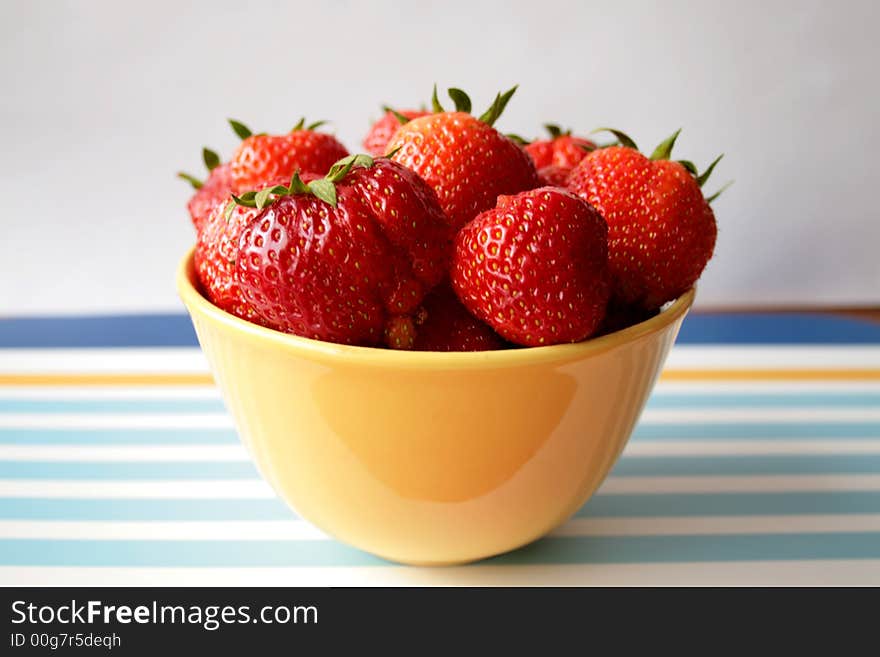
[2,561,879,586]
[600,474,880,493]
[2,408,879,429]
[0,386,220,399]
[0,445,249,462]
[2,346,880,374]
[0,480,276,498]
[640,408,880,423]
[3,381,880,400]
[666,346,880,369]
[1,440,875,462]
[653,381,880,393]
[0,413,233,428]
[0,520,326,540]
[2,514,878,541]
[0,349,209,374]
[624,439,880,456]
[0,473,878,500]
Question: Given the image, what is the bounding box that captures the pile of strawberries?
[180,86,723,351]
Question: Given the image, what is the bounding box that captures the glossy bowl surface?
[177,249,694,565]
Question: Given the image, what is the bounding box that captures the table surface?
[1,311,879,585]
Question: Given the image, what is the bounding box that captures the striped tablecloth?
[1,312,879,585]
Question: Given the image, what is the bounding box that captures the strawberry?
[451,187,610,346]
[362,107,430,156]
[387,86,539,231]
[227,118,349,192]
[536,164,571,187]
[566,129,723,310]
[235,154,451,347]
[524,124,596,169]
[414,285,504,351]
[193,176,290,324]
[178,148,233,232]
[522,125,596,190]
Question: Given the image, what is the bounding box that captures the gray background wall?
[2,0,877,314]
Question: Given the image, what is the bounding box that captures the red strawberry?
[524,124,596,169]
[236,155,451,347]
[414,285,504,351]
[363,107,431,156]
[566,129,722,310]
[388,86,539,231]
[193,176,290,324]
[178,148,233,232]
[451,187,610,346]
[227,118,349,192]
[536,165,570,187]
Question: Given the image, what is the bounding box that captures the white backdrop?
[1,0,878,314]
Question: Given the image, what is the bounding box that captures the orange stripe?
[0,370,879,386]
[0,374,215,386]
[660,369,880,381]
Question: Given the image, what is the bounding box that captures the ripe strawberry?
[451,187,610,346]
[524,124,596,169]
[178,148,233,232]
[414,285,504,351]
[193,176,289,323]
[227,118,349,192]
[236,154,451,347]
[362,107,431,156]
[536,164,570,187]
[388,86,539,231]
[566,129,722,310]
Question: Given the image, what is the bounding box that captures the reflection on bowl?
[177,248,694,565]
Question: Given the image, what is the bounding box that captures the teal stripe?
[3,454,879,480]
[0,461,258,479]
[0,429,238,445]
[0,399,225,413]
[2,424,879,447]
[645,392,880,409]
[1,392,878,414]
[490,533,880,565]
[632,423,880,440]
[612,454,880,477]
[1,491,878,521]
[1,533,879,566]
[0,539,387,566]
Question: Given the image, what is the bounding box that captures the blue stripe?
[675,313,880,345]
[0,461,258,480]
[0,314,199,348]
[632,422,880,440]
[0,429,238,445]
[1,532,879,566]
[0,492,878,522]
[612,455,880,477]
[3,454,878,480]
[2,312,879,348]
[1,392,878,415]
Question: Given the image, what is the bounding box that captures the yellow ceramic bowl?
[177,249,694,565]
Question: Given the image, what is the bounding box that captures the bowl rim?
[177,247,695,369]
